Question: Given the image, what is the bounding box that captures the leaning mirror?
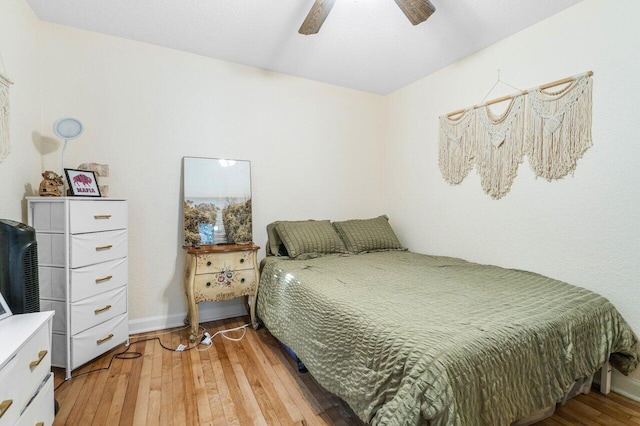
[182,157,252,247]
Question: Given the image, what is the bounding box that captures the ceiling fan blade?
[299,0,336,35]
[393,0,436,26]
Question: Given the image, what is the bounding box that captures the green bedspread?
[256,251,638,425]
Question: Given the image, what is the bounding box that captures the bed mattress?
[256,251,638,425]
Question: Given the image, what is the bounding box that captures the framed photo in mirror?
[182,157,252,247]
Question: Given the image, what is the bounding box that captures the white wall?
[0,0,42,222]
[384,0,640,383]
[36,23,386,328]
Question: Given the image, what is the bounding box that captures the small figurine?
[38,170,64,196]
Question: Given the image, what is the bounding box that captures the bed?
[256,218,638,425]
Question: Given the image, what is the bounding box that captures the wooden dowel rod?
[444,71,593,118]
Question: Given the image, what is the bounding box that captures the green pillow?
[266,220,318,256]
[275,220,348,259]
[332,215,404,253]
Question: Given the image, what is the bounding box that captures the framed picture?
[0,292,12,321]
[65,168,101,197]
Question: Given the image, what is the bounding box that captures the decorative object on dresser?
[52,117,84,175]
[0,308,55,426]
[64,168,101,197]
[77,162,110,197]
[38,170,65,197]
[183,243,260,342]
[182,157,252,246]
[0,72,12,163]
[27,197,129,380]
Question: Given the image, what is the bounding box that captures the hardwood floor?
[53,317,640,425]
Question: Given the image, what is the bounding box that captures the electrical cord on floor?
[53,325,203,392]
[196,323,250,352]
[53,323,250,391]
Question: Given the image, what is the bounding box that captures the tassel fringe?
[438,75,593,199]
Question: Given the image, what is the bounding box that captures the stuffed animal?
[38,170,64,196]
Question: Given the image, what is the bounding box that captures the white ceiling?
[26,0,582,95]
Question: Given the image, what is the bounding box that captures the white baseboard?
[128,300,248,335]
[594,369,640,402]
[611,371,640,402]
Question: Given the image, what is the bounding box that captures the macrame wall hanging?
[0,73,12,163]
[438,71,593,199]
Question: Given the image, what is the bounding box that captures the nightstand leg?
[184,254,198,343]
[249,294,258,329]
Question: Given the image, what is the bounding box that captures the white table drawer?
[71,286,127,335]
[71,257,128,302]
[15,373,54,426]
[72,313,128,369]
[69,200,127,234]
[70,229,127,268]
[0,323,51,426]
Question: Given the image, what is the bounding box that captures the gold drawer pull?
[95,275,113,283]
[0,399,12,419]
[95,245,113,251]
[94,304,112,314]
[29,350,48,369]
[97,333,114,344]
[94,214,112,219]
[36,422,45,426]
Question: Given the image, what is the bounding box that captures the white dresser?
[0,311,55,426]
[27,197,129,379]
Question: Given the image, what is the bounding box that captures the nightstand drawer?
[69,201,127,234]
[196,250,255,274]
[71,257,128,302]
[70,286,127,335]
[194,269,257,302]
[71,313,128,369]
[70,229,127,268]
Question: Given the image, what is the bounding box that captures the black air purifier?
[0,219,40,314]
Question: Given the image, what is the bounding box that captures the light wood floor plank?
[53,316,640,426]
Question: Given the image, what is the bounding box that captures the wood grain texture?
[393,0,436,26]
[53,317,640,425]
[299,0,337,35]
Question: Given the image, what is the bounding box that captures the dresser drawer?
[194,269,257,302]
[39,266,66,300]
[30,201,64,232]
[15,373,54,426]
[70,286,127,335]
[36,233,65,267]
[39,300,66,334]
[70,258,128,302]
[70,229,127,268]
[69,201,127,234]
[71,313,128,369]
[0,323,51,426]
[196,250,255,274]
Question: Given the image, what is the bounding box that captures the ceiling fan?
[299,0,436,35]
